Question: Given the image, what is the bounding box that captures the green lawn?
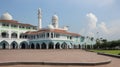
[91,50,120,55]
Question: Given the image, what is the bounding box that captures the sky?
[0,0,120,41]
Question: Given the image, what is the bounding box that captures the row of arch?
[1,32,18,38]
[0,41,73,49]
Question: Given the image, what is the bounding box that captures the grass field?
[91,50,120,55]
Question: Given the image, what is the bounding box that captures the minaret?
[38,8,42,30]
[52,14,59,28]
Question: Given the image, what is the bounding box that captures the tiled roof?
[0,20,36,27]
[25,29,80,36]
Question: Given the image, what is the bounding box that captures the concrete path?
[0,49,119,67]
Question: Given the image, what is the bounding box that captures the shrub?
[118,53,120,55]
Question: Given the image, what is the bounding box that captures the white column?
[9,45,11,49]
[60,44,62,49]
[53,32,54,38]
[40,44,41,49]
[35,43,36,49]
[49,32,51,38]
[46,44,48,49]
[9,24,11,39]
[45,32,46,39]
[54,44,55,49]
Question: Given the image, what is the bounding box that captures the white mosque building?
[0,8,95,49]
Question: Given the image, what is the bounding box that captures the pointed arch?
[0,40,9,49]
[55,42,60,49]
[41,42,46,49]
[61,42,67,49]
[36,43,40,49]
[20,41,28,49]
[11,41,18,49]
[48,42,54,49]
[30,43,35,49]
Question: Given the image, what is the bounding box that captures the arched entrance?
[55,42,60,49]
[0,41,9,49]
[36,43,40,49]
[11,41,18,49]
[61,42,67,49]
[48,42,54,49]
[20,41,28,49]
[30,43,35,49]
[79,44,81,49]
[41,43,46,49]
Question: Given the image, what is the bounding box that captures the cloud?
[80,12,120,40]
[86,13,98,30]
[98,22,110,34]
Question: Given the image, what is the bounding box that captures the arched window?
[1,32,9,38]
[19,34,23,39]
[46,33,49,38]
[51,33,53,38]
[11,32,17,38]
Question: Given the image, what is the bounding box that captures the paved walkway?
[0,49,119,67]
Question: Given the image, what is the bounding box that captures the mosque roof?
[0,20,36,27]
[24,29,80,36]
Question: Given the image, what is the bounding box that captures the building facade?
[0,8,95,49]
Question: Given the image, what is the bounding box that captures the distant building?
[0,8,95,49]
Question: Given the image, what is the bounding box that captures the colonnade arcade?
[0,41,80,49]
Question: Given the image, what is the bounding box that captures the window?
[56,34,60,38]
[19,26,25,29]
[67,36,69,39]
[11,25,17,28]
[70,36,72,40]
[51,33,53,38]
[47,33,49,38]
[2,23,9,27]
[26,27,31,29]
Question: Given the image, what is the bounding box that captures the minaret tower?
[38,8,42,30]
[52,14,59,28]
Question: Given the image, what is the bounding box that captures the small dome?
[63,26,68,30]
[52,14,58,20]
[47,24,54,29]
[0,12,13,20]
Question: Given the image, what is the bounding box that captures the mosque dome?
[63,26,68,31]
[47,24,54,29]
[0,12,13,20]
[52,14,58,20]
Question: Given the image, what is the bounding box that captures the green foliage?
[92,50,120,55]
[118,53,120,55]
[94,39,120,50]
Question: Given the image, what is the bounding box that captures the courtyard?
[0,49,119,67]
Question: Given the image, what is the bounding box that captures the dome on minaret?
[52,14,58,21]
[52,14,59,28]
[0,12,13,20]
